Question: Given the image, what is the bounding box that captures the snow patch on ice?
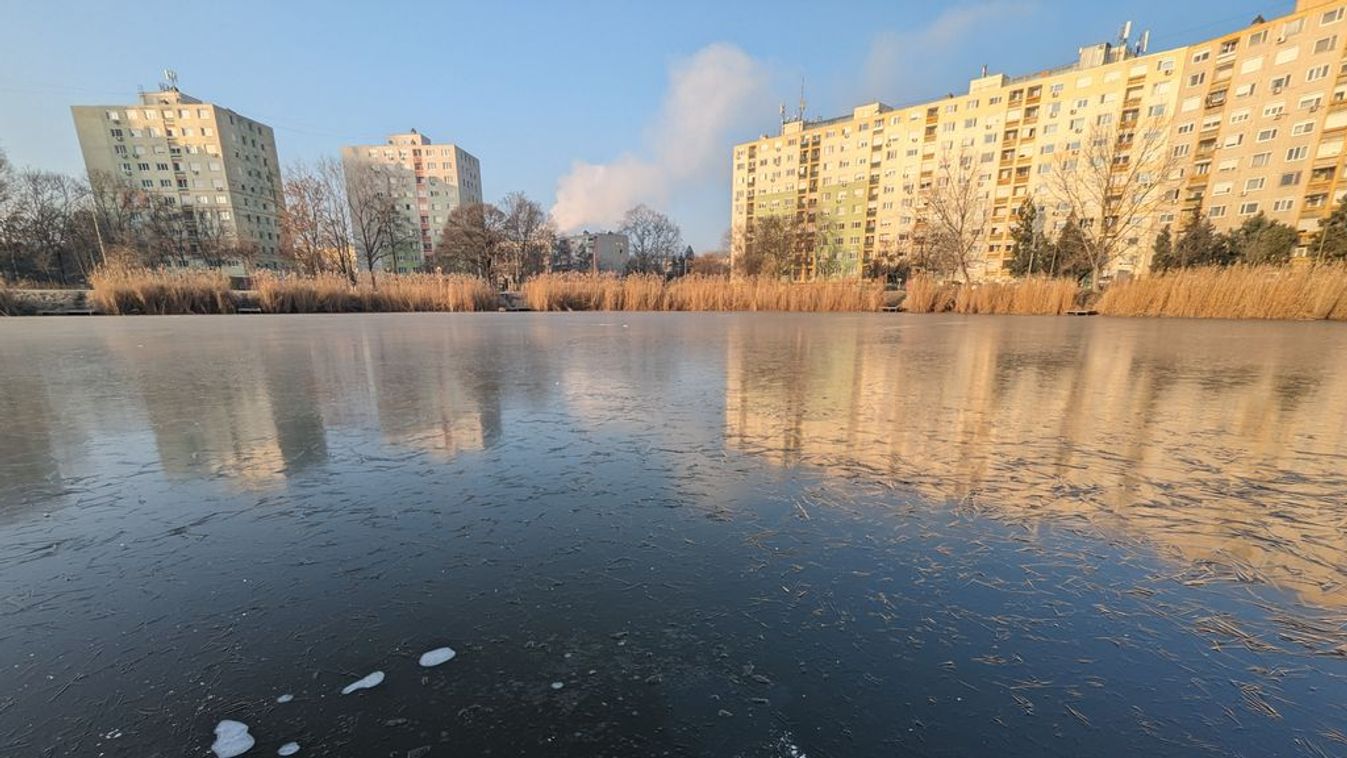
[211,720,255,758]
[341,671,385,695]
[277,742,300,756]
[550,681,565,690]
[419,647,456,667]
[275,694,293,704]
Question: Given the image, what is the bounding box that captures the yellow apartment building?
[731,0,1347,280]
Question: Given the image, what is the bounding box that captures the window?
[1308,64,1331,81]
[1273,198,1295,212]
[1172,144,1191,157]
[1220,39,1239,55]
[1263,103,1285,117]
[1238,201,1260,215]
[1299,94,1324,109]
[1245,177,1266,191]
[1286,145,1309,161]
[1209,205,1228,218]
[1271,75,1291,93]
[1213,181,1233,196]
[1316,36,1338,53]
[1285,18,1306,37]
[1230,109,1251,124]
[1189,72,1207,87]
[1178,122,1196,134]
[1250,29,1268,45]
[1192,50,1211,63]
[1148,104,1167,117]
[1293,120,1315,136]
[1280,171,1302,186]
[1325,8,1345,25]
[1235,82,1257,97]
[1257,128,1278,142]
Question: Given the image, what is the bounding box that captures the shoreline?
[2,287,1343,322]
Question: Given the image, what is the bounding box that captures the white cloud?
[552,43,773,233]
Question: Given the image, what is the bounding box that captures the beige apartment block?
[71,86,284,267]
[340,130,482,272]
[731,0,1347,280]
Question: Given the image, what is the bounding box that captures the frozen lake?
[2,313,1346,756]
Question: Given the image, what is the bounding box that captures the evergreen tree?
[1173,213,1234,269]
[1309,194,1347,262]
[1227,212,1297,266]
[1006,199,1047,277]
[1048,215,1090,281]
[1150,224,1175,272]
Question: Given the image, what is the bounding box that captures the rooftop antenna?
[1119,20,1132,47]
[797,79,806,123]
[1138,29,1150,54]
[981,64,989,77]
[779,102,787,127]
[162,68,178,90]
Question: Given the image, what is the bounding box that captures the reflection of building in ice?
[366,337,502,460]
[101,332,331,491]
[724,318,1347,607]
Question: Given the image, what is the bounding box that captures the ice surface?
[277,742,300,756]
[419,647,456,667]
[211,720,255,758]
[340,671,385,695]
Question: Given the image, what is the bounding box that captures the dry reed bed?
[904,275,1081,315]
[89,267,237,315]
[0,284,16,316]
[521,273,885,312]
[90,268,498,314]
[1097,264,1347,321]
[255,272,498,313]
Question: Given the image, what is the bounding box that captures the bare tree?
[316,157,357,283]
[1047,118,1177,287]
[193,209,255,269]
[922,148,989,283]
[6,170,96,284]
[498,191,555,286]
[733,215,798,278]
[343,160,407,288]
[281,160,329,275]
[282,158,357,279]
[434,202,506,281]
[620,204,682,275]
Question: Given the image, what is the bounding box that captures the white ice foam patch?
[275,694,293,704]
[550,681,565,690]
[419,647,456,667]
[277,742,300,756]
[341,671,385,695]
[211,720,255,758]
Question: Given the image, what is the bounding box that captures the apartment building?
[340,130,482,272]
[731,0,1347,280]
[564,231,630,273]
[71,85,284,266]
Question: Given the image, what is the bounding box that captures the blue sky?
[0,0,1293,250]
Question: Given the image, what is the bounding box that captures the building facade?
[340,130,482,272]
[563,231,630,273]
[731,0,1347,280]
[71,86,284,266]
